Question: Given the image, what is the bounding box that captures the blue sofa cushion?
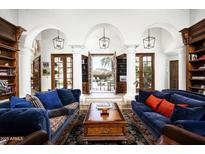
[171,106,205,123]
[153,91,171,101]
[0,108,50,137]
[138,90,170,103]
[138,90,154,103]
[35,90,63,109]
[57,89,76,106]
[141,112,170,132]
[170,93,205,107]
[131,100,153,117]
[71,89,81,103]
[10,96,34,108]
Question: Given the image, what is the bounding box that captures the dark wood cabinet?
[82,55,89,94]
[181,19,205,94]
[116,54,127,93]
[32,56,41,92]
[0,17,25,100]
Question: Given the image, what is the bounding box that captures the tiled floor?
[80,92,131,110]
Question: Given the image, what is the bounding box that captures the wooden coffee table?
[83,102,127,143]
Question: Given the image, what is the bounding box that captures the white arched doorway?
[19,25,65,97]
[137,23,185,91]
[83,23,126,94]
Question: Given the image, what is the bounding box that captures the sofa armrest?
[0,108,51,138]
[0,101,10,108]
[174,120,205,136]
[17,130,52,145]
[159,124,205,145]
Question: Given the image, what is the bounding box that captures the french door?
[136,53,155,92]
[51,54,73,89]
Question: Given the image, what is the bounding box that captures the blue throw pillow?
[138,90,170,103]
[171,106,205,123]
[138,89,154,103]
[35,90,63,109]
[170,93,205,107]
[57,88,76,106]
[10,96,34,108]
[153,91,171,101]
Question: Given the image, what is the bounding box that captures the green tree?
[101,57,112,67]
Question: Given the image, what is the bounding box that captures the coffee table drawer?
[86,127,124,136]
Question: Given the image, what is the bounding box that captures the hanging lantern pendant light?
[143,29,155,49]
[99,27,110,49]
[53,30,65,50]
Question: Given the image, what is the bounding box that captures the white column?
[72,46,83,92]
[124,45,137,101]
[178,46,186,90]
[19,47,32,97]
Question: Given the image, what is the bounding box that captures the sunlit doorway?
[90,55,115,93]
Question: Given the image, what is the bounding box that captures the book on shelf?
[192,76,205,79]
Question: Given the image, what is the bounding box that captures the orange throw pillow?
[145,95,163,111]
[157,99,175,118]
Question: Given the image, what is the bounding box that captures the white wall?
[18,9,190,45]
[1,9,198,95]
[85,24,125,54]
[0,9,18,25]
[190,9,205,25]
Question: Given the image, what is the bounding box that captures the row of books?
[0,69,15,76]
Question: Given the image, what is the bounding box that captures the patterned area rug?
[63,110,157,145]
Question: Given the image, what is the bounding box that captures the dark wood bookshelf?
[116,54,127,93]
[82,55,89,94]
[189,47,205,54]
[190,79,205,81]
[190,86,205,90]
[0,65,16,69]
[189,68,205,72]
[189,59,205,63]
[181,18,205,94]
[0,55,15,60]
[0,17,25,100]
[0,75,16,77]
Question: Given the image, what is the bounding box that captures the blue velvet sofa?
[131,89,205,139]
[0,89,81,143]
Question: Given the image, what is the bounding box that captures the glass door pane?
[54,57,64,88]
[136,54,154,91]
[143,56,153,89]
[66,57,73,88]
[135,56,140,90]
[52,55,73,89]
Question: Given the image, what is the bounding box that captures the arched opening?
[84,23,125,55]
[135,23,185,91]
[19,25,66,97]
[83,23,126,94]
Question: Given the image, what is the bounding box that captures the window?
[51,54,73,89]
[135,53,154,92]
